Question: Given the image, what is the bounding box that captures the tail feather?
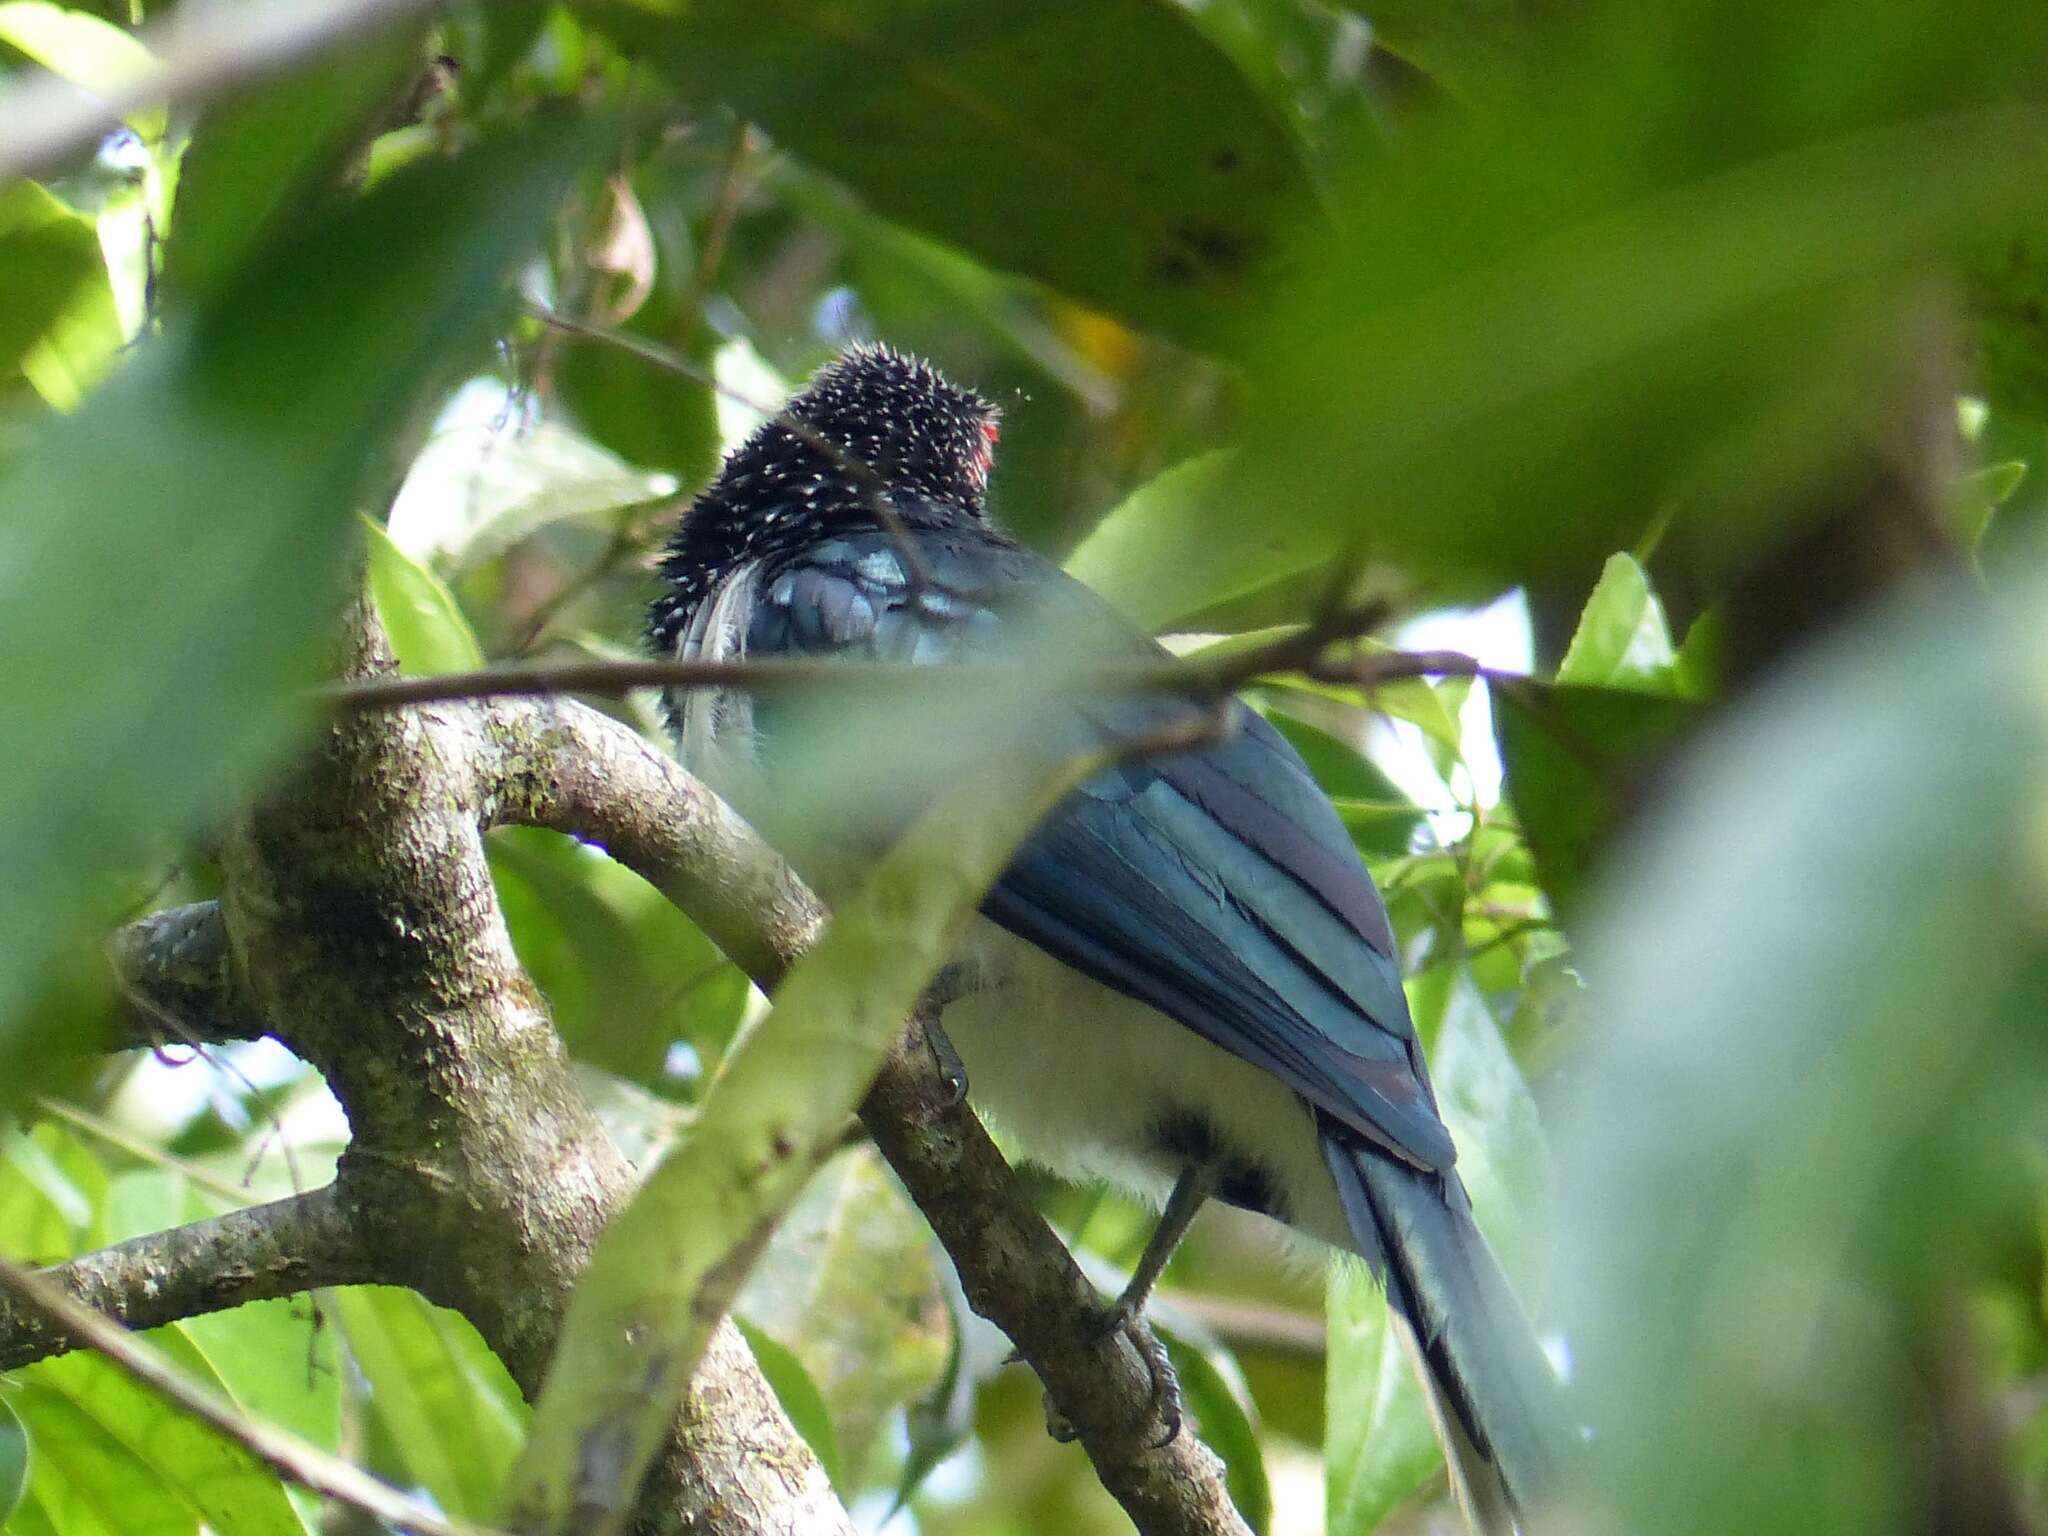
[1321,1129,1566,1532]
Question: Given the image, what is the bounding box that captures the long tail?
[1321,1128,1567,1533]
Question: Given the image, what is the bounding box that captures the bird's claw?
[1034,1304,1182,1448]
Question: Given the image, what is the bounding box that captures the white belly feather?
[944,920,1352,1255]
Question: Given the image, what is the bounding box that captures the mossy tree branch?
[22,664,1249,1536]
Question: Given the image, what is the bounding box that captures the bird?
[646,344,1566,1531]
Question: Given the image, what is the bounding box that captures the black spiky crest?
[647,344,1000,657]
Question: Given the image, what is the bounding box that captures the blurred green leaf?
[0,3,160,137]
[157,30,422,303]
[0,181,116,397]
[1557,553,1677,690]
[0,1396,25,1525]
[1333,0,1534,99]
[1326,1258,1440,1535]
[0,1125,104,1264]
[733,1317,844,1491]
[0,116,594,1079]
[488,826,710,1085]
[584,0,1322,348]
[363,514,487,676]
[1555,575,2048,1534]
[1970,221,2048,425]
[1240,1,2048,593]
[385,415,677,574]
[1066,453,1336,632]
[1163,1333,1273,1534]
[1950,460,2028,551]
[332,1286,526,1523]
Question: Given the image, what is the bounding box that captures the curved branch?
[475,695,1251,1536]
[0,1184,372,1372]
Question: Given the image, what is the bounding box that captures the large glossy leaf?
[331,1286,526,1523]
[363,514,487,676]
[12,1328,311,1536]
[581,0,1322,348]
[1064,452,1335,631]
[0,118,594,1092]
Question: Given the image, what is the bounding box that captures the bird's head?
[781,344,1002,513]
[648,343,1002,649]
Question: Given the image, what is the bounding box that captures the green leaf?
[0,182,117,396]
[1065,452,1335,632]
[1331,0,1535,98]
[583,0,1322,348]
[386,416,676,575]
[0,1124,105,1264]
[1553,577,2048,1534]
[363,514,487,676]
[1493,681,1697,918]
[0,117,595,1077]
[737,1147,948,1486]
[1950,460,2028,551]
[489,827,719,1086]
[13,1328,311,1536]
[1163,1334,1273,1535]
[158,30,423,303]
[732,1317,844,1491]
[1970,221,2048,426]
[1557,553,1676,690]
[0,1396,26,1525]
[1326,1259,1440,1535]
[1237,4,2048,593]
[331,1286,526,1523]
[0,4,161,138]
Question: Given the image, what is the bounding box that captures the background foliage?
[3,0,2047,1532]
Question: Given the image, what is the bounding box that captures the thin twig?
[0,1252,497,1536]
[329,637,1494,713]
[34,1096,257,1209]
[673,126,757,346]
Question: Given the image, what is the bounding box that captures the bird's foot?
[1038,1302,1181,1448]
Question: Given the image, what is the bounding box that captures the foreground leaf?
[583,0,1321,347]
[505,716,1124,1535]
[0,116,594,1096]
[1555,573,2048,1533]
